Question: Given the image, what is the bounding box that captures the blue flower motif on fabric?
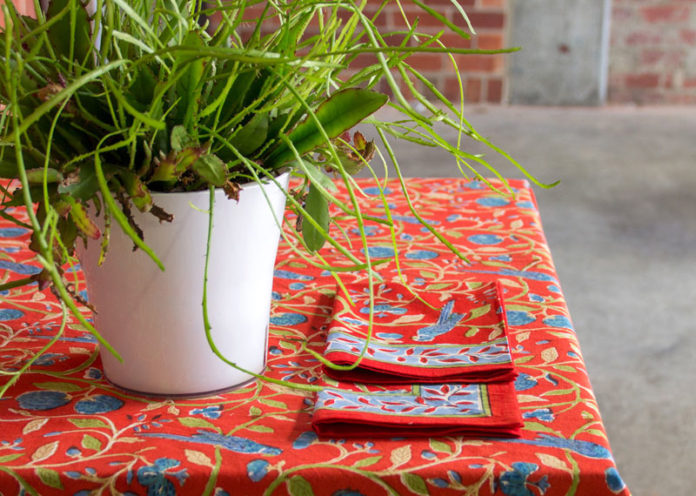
[30,353,67,366]
[0,227,29,237]
[514,374,538,391]
[498,269,555,282]
[506,311,535,327]
[363,246,395,258]
[316,384,489,418]
[340,317,367,327]
[405,250,438,260]
[515,200,535,209]
[1,437,23,451]
[506,434,611,459]
[499,462,550,496]
[490,255,512,262]
[350,225,379,236]
[190,406,222,419]
[605,467,626,493]
[414,300,464,342]
[421,449,437,459]
[387,215,439,226]
[325,331,511,369]
[270,313,307,326]
[463,269,558,283]
[0,309,24,321]
[432,478,449,488]
[273,270,313,281]
[138,430,282,455]
[522,408,554,422]
[0,260,42,275]
[247,459,270,482]
[137,458,188,496]
[543,315,573,329]
[66,446,81,457]
[476,197,509,207]
[465,180,486,190]
[288,282,306,291]
[468,234,504,245]
[17,391,71,411]
[74,395,124,414]
[362,186,392,196]
[83,368,103,380]
[292,431,318,449]
[358,304,407,317]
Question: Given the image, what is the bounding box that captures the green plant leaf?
[229,113,269,156]
[265,89,388,168]
[295,160,337,193]
[193,154,227,187]
[128,64,157,109]
[58,163,101,201]
[287,475,314,496]
[119,171,153,212]
[216,70,257,124]
[175,32,206,130]
[46,0,92,67]
[170,125,196,152]
[0,162,62,184]
[65,197,100,239]
[302,183,329,253]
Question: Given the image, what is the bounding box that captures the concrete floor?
[372,105,696,496]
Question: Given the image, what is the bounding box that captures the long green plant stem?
[200,185,321,393]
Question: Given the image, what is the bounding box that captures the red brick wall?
[609,0,696,104]
[365,0,509,104]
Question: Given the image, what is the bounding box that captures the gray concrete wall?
[507,0,612,105]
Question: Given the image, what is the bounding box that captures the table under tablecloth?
[0,177,629,495]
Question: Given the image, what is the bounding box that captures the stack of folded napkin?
[312,281,523,438]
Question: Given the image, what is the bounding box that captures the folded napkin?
[312,378,522,438]
[322,281,516,384]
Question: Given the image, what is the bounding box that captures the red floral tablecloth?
[0,178,629,495]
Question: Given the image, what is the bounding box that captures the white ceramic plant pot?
[78,173,289,396]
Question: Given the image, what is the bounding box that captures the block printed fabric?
[0,178,630,495]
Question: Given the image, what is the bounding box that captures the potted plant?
[0,0,545,396]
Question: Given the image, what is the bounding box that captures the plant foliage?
[0,0,551,388]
